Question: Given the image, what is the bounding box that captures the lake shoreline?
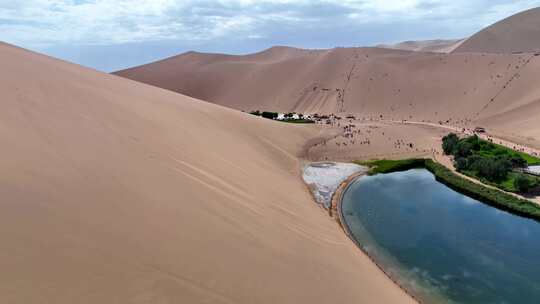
[339,168,540,303]
[360,158,540,221]
[333,171,424,304]
[303,157,540,303]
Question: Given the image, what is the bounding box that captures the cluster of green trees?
[249,111,314,123]
[284,112,303,119]
[514,174,535,193]
[442,133,537,192]
[250,110,278,120]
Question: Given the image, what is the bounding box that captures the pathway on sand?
[305,118,540,205]
[391,120,540,157]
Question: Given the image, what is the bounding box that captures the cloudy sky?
[2,0,540,71]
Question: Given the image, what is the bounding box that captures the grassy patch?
[518,151,540,166]
[356,159,426,175]
[460,170,520,193]
[500,173,518,192]
[280,118,315,124]
[477,142,540,166]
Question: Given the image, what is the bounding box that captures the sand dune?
[377,39,465,53]
[115,8,540,150]
[115,45,540,148]
[0,42,414,303]
[454,7,540,53]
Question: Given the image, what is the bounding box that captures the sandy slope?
[377,39,465,53]
[454,7,540,53]
[114,8,540,149]
[115,8,540,150]
[307,121,447,162]
[0,42,416,303]
[115,44,540,149]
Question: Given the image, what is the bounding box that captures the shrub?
[250,110,261,116]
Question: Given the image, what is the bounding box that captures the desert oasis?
[2,3,540,304]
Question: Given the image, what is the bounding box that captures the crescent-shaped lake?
[342,168,540,303]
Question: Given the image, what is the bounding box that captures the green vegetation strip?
[356,159,426,175]
[249,110,315,124]
[280,118,315,124]
[442,134,540,193]
[358,158,540,221]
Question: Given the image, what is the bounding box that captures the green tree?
[463,134,481,150]
[442,133,459,155]
[455,157,468,171]
[262,111,278,120]
[455,141,473,158]
[514,174,532,193]
[476,157,511,181]
[509,155,527,168]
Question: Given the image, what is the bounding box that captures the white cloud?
[344,0,421,12]
[1,0,539,48]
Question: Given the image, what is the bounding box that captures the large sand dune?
[115,7,540,149]
[454,7,540,53]
[0,42,414,303]
[116,45,540,147]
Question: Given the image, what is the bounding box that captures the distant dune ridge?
[382,7,540,55]
[115,8,540,148]
[377,39,465,53]
[454,7,540,53]
[117,46,531,120]
[0,41,415,303]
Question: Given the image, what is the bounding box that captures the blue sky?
[2,0,540,72]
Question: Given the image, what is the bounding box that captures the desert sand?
[307,121,447,162]
[0,42,418,303]
[117,47,539,125]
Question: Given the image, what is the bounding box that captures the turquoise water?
[342,169,540,303]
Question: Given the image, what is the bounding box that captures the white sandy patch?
[528,165,540,174]
[303,162,367,208]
